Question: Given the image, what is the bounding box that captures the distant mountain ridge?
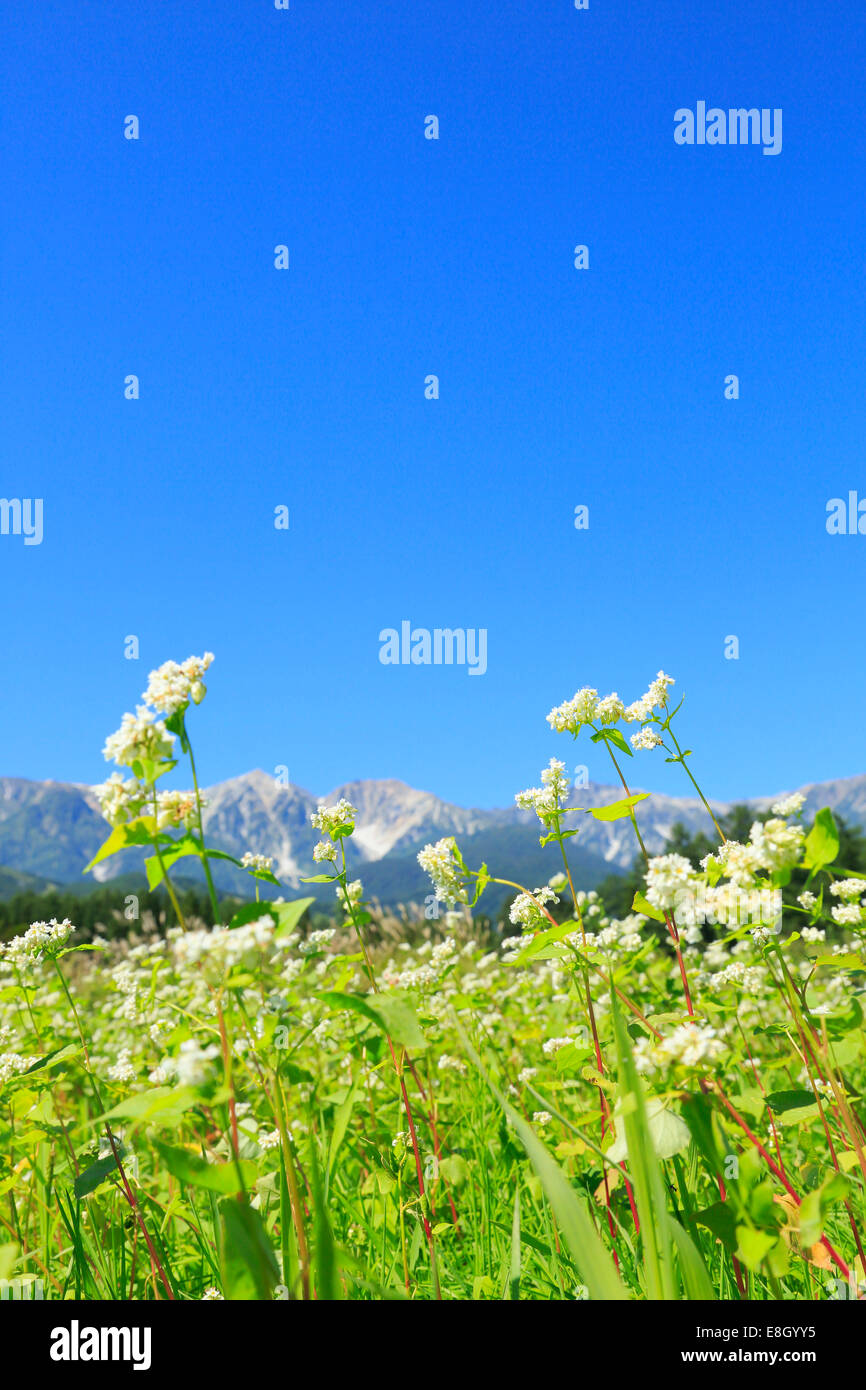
[0,770,864,905]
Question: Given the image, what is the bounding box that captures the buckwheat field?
[2,655,864,1302]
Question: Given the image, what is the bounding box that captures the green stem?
[186,721,220,923]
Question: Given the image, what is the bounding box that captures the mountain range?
[1,770,865,907]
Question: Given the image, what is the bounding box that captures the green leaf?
[328,1082,361,1174]
[273,898,315,937]
[455,1019,627,1301]
[84,816,157,873]
[803,808,839,872]
[93,1085,203,1131]
[24,1044,79,1075]
[508,1187,521,1301]
[735,1226,776,1272]
[308,1138,341,1300]
[590,793,649,822]
[510,919,579,966]
[228,902,279,932]
[438,1155,470,1187]
[153,1142,257,1194]
[765,1089,820,1114]
[590,727,633,757]
[692,1201,738,1253]
[218,1198,280,1301]
[74,1146,126,1198]
[611,993,676,1300]
[632,891,665,923]
[799,1171,851,1247]
[317,990,427,1052]
[811,953,864,971]
[667,1215,715,1300]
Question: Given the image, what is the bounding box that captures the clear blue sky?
[1,1,864,808]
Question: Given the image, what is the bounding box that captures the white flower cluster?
[645,854,692,911]
[748,818,805,873]
[438,1054,467,1075]
[382,938,457,991]
[108,1047,137,1083]
[546,672,674,748]
[417,837,468,905]
[622,671,676,724]
[514,758,572,821]
[0,1051,37,1085]
[175,1038,221,1088]
[313,840,338,862]
[830,879,866,902]
[701,821,805,886]
[241,851,274,872]
[310,799,357,839]
[156,789,201,830]
[771,792,806,817]
[4,918,74,966]
[102,707,174,769]
[93,773,150,826]
[143,653,215,716]
[633,1022,725,1073]
[170,916,277,983]
[509,886,559,929]
[630,726,663,751]
[546,687,600,734]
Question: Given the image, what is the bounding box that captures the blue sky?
[1,1,864,809]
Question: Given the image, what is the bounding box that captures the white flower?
[623,671,675,722]
[0,1052,37,1084]
[258,1129,282,1152]
[748,818,804,873]
[645,854,693,911]
[102,707,174,768]
[798,891,818,911]
[93,773,149,826]
[241,851,274,873]
[201,1287,224,1301]
[417,837,468,905]
[830,879,866,903]
[514,759,572,821]
[831,903,865,927]
[518,1067,538,1084]
[630,727,662,750]
[595,693,625,726]
[801,926,826,943]
[771,792,806,818]
[313,840,338,863]
[509,887,558,929]
[143,653,215,716]
[438,1054,467,1075]
[4,918,74,966]
[175,1038,220,1087]
[655,1023,725,1068]
[310,800,357,838]
[533,1111,552,1126]
[156,789,201,830]
[546,688,599,734]
[108,1048,137,1084]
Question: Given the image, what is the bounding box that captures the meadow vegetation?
[1,656,865,1301]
